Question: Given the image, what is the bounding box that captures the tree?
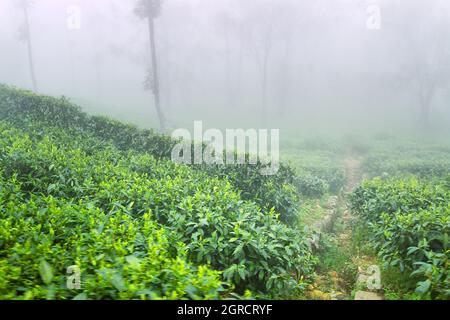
[274,1,300,116]
[17,0,37,92]
[214,10,236,109]
[241,0,277,127]
[405,20,449,128]
[392,0,450,128]
[213,3,246,112]
[135,0,166,132]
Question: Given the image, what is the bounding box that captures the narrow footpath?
[307,151,383,300]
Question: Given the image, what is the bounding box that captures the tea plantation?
[0,85,315,299]
[0,84,448,300]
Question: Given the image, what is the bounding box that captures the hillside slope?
[0,85,315,299]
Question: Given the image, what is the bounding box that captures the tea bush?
[0,84,298,224]
[284,151,346,195]
[316,167,346,194]
[293,175,329,198]
[349,178,449,299]
[0,177,224,300]
[0,121,315,298]
[364,155,450,179]
[362,142,450,179]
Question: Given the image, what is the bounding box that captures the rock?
[331,291,348,300]
[354,291,383,300]
[356,265,382,292]
[356,273,369,289]
[326,196,339,209]
[308,232,321,251]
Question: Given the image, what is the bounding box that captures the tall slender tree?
[135,0,166,132]
[17,0,37,92]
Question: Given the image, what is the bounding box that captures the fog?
[1,0,450,136]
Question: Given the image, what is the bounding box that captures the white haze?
[1,0,449,136]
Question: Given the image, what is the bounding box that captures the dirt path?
[306,151,383,300]
[343,154,363,192]
[341,153,363,225]
[307,152,363,300]
[341,152,384,300]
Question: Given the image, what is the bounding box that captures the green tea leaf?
[415,279,431,295]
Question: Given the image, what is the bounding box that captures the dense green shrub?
[202,163,299,224]
[294,175,329,198]
[0,178,224,300]
[0,121,315,298]
[445,174,450,190]
[362,143,450,179]
[308,168,345,194]
[364,155,450,178]
[0,84,298,224]
[349,178,450,299]
[285,151,346,195]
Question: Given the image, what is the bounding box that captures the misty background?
[1,0,449,137]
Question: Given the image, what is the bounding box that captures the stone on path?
[354,291,383,300]
[356,273,370,288]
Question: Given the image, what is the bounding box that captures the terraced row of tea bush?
[350,177,449,299]
[361,138,450,179]
[0,109,315,299]
[0,84,299,225]
[283,150,346,198]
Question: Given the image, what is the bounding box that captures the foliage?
[381,266,423,300]
[364,154,450,179]
[0,118,315,298]
[284,150,346,195]
[316,234,357,293]
[316,168,346,194]
[294,175,329,198]
[0,177,224,300]
[0,84,299,225]
[361,139,450,179]
[349,177,450,299]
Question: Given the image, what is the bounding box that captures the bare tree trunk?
[148,17,166,132]
[23,6,37,92]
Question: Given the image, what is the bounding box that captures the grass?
[297,196,330,227]
[382,268,425,300]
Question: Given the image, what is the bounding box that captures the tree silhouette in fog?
[17,0,38,92]
[135,0,166,132]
